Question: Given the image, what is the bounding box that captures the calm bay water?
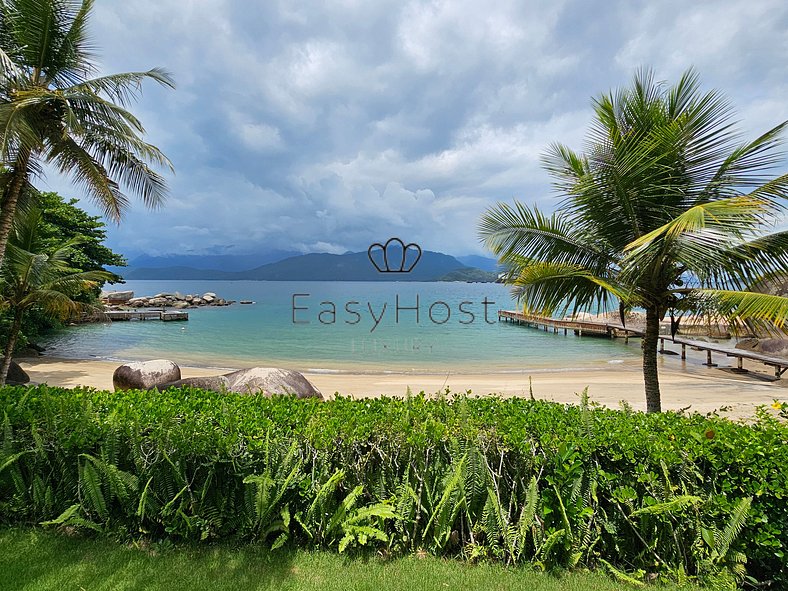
[41,281,638,373]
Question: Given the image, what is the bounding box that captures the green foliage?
[0,206,112,383]
[34,191,126,286]
[0,386,786,588]
[0,191,123,348]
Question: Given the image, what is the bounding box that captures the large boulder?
[113,359,181,391]
[735,338,760,351]
[102,290,134,303]
[223,367,322,399]
[154,375,230,392]
[757,338,788,357]
[7,360,29,384]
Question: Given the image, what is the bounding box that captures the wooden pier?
[104,310,188,322]
[498,310,787,378]
[497,310,638,337]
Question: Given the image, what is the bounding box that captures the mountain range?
[118,251,500,282]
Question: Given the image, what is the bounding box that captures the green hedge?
[0,385,786,588]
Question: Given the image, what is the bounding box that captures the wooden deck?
[498,310,787,378]
[104,310,188,322]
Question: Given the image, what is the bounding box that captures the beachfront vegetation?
[0,528,705,591]
[1,386,785,588]
[479,69,788,413]
[0,0,174,269]
[34,190,125,287]
[0,191,122,374]
[0,206,110,384]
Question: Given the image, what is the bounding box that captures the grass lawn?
[0,528,703,591]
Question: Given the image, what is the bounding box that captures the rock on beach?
[113,359,181,390]
[223,367,323,399]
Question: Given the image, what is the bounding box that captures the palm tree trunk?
[642,306,662,413]
[0,308,24,386]
[0,150,31,269]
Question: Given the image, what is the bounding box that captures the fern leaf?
[630,495,702,517]
[599,559,645,587]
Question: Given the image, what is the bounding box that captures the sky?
[41,0,788,259]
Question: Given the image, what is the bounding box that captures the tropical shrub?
[0,385,785,588]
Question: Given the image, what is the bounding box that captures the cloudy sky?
[42,0,788,259]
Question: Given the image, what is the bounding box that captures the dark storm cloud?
[40,0,787,257]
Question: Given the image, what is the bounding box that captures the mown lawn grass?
[0,528,701,591]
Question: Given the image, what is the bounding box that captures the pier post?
[681,344,686,360]
[704,350,716,367]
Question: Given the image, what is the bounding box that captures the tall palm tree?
[479,69,788,413]
[0,205,111,385]
[0,0,174,269]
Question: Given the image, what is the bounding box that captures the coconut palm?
[0,0,174,269]
[479,69,788,413]
[0,205,110,384]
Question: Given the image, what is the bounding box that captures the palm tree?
[479,69,788,413]
[0,0,174,269]
[0,205,110,385]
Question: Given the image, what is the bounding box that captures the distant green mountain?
[122,250,497,282]
[439,268,499,282]
[120,250,299,272]
[456,255,500,272]
[122,266,233,280]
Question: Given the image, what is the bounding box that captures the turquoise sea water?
[41,281,639,373]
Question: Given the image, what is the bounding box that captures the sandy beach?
[16,353,788,418]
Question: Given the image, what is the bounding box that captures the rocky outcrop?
[758,339,788,356]
[113,359,181,391]
[7,361,29,384]
[125,362,322,399]
[223,367,322,399]
[735,337,788,358]
[107,292,234,309]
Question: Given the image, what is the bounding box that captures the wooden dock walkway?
[104,310,188,322]
[498,310,787,378]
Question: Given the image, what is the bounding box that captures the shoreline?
[16,354,787,418]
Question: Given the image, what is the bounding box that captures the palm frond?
[46,135,129,220]
[505,257,629,315]
[478,202,613,271]
[693,289,788,329]
[70,68,175,107]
